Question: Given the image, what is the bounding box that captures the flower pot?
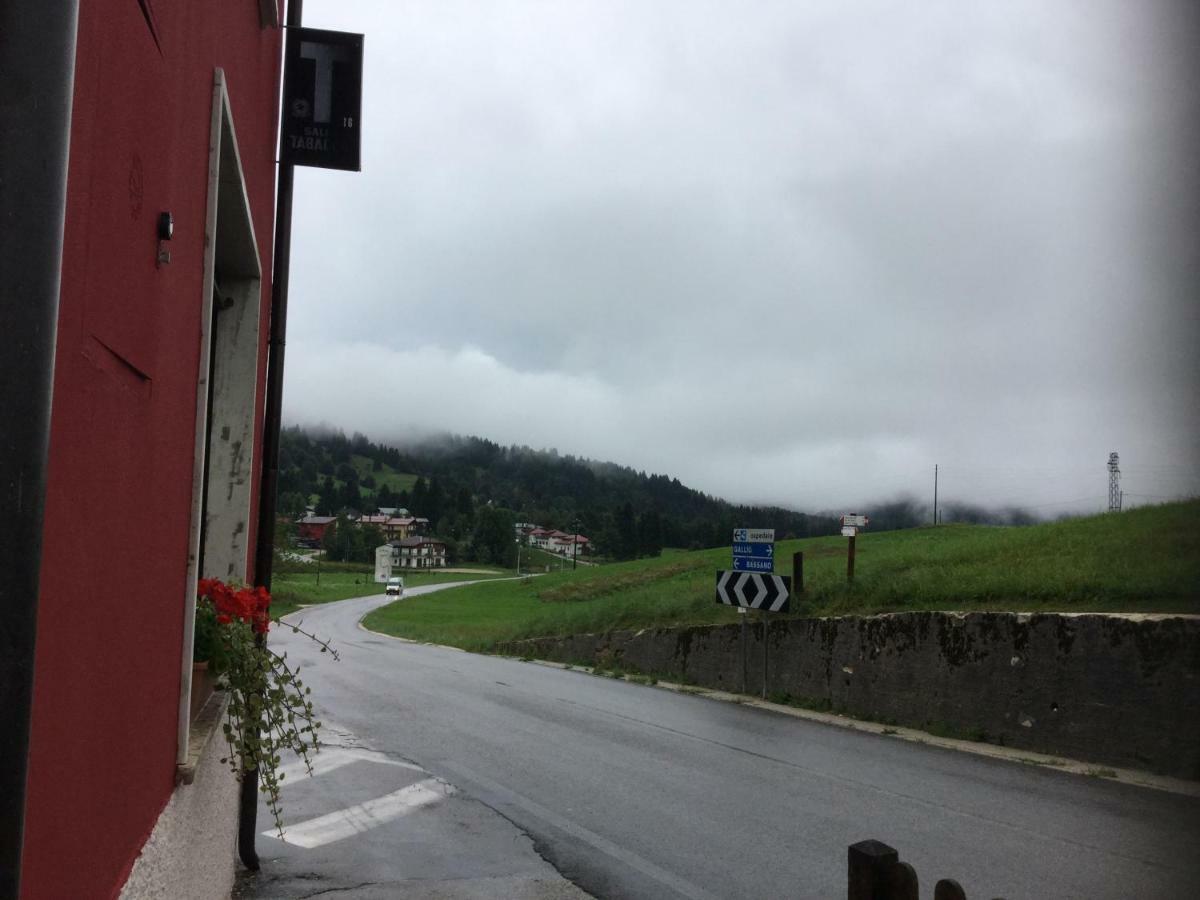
[190,660,216,721]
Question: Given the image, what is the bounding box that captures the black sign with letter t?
[281,27,363,171]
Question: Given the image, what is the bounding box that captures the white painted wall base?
[120,712,238,900]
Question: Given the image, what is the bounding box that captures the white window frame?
[177,69,263,767]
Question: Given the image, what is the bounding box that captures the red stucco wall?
[22,3,281,897]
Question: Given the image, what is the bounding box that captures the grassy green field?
[351,454,419,496]
[362,500,1200,652]
[520,545,588,572]
[305,455,420,508]
[269,561,510,619]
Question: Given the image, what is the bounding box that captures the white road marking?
[275,747,426,783]
[265,778,453,848]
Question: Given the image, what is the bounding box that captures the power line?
[1123,492,1194,500]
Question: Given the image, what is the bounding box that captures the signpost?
[281,28,364,171]
[840,513,869,582]
[721,528,788,698]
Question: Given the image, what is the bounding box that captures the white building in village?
[375,537,449,582]
[523,526,591,557]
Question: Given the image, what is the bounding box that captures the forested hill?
[276,425,841,556]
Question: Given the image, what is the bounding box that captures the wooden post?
[793,551,804,595]
[761,612,768,700]
[847,840,897,900]
[934,881,967,900]
[886,861,919,900]
[739,608,747,694]
[847,534,856,583]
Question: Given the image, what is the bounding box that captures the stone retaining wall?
[498,612,1200,779]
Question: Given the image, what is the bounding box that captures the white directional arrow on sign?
[715,571,791,613]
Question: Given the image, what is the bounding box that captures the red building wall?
[22,3,282,897]
[298,520,334,543]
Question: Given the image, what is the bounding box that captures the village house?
[297,514,337,545]
[550,534,591,556]
[384,515,430,540]
[295,511,431,547]
[375,537,449,581]
[528,527,555,549]
[520,525,591,556]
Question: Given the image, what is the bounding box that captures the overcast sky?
[282,0,1198,516]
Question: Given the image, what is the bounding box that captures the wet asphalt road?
[254,584,1200,899]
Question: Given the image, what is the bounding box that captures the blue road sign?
[733,556,774,573]
[732,542,774,559]
[733,528,774,543]
[733,527,775,572]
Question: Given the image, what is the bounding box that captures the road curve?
[268,584,1200,899]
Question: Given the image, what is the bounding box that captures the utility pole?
[243,0,304,872]
[1108,452,1121,512]
[933,464,938,525]
[572,519,580,571]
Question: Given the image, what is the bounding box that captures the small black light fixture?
[156,211,173,267]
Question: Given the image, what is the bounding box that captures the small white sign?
[732,528,775,543]
[841,514,869,527]
[841,525,858,537]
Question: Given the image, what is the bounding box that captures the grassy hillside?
[363,500,1200,652]
[351,454,419,496]
[304,456,421,508]
[521,545,588,572]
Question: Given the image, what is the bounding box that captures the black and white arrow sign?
[715,570,791,613]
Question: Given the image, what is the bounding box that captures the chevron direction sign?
[715,570,791,613]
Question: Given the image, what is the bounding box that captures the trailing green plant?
[194,578,338,835]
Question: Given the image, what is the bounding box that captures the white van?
[385,576,404,598]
